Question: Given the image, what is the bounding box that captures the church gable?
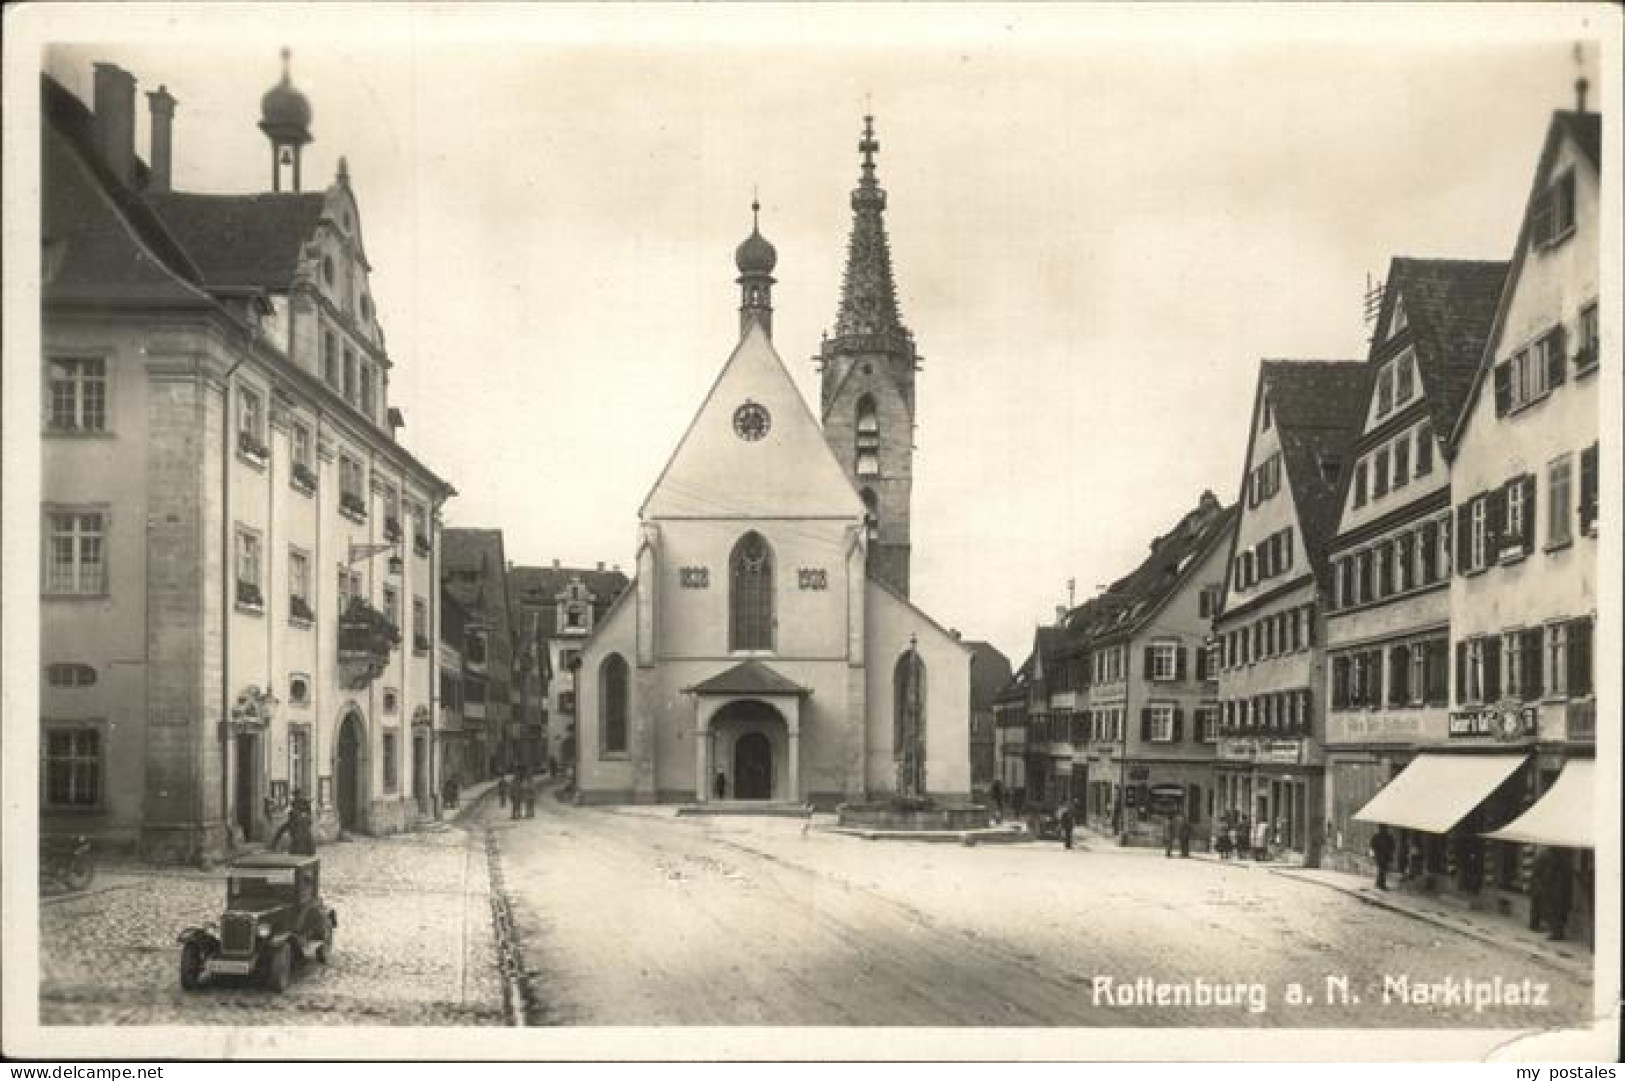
[641,322,864,521]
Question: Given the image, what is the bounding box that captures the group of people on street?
[498,768,539,819]
[1163,813,1193,858]
[1212,811,1270,861]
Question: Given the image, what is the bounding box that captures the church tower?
[819,115,919,597]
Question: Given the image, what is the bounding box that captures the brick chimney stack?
[93,63,137,188]
[145,85,176,192]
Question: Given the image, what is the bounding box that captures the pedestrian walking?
[497,774,509,809]
[511,769,526,820]
[1214,823,1231,859]
[714,770,727,801]
[1059,802,1076,850]
[1163,815,1176,858]
[1530,847,1573,941]
[1177,814,1192,858]
[523,772,538,818]
[1251,818,1269,861]
[1370,823,1396,890]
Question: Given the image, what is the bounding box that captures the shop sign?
[1448,704,1536,741]
[1218,739,1257,762]
[1149,784,1185,814]
[1257,740,1303,765]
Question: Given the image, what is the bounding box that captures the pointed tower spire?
[818,114,922,598]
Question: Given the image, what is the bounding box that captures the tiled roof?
[1261,360,1371,580]
[508,565,630,608]
[1061,492,1237,645]
[441,528,510,628]
[685,660,811,697]
[1382,258,1508,438]
[964,641,1014,710]
[148,191,326,291]
[41,75,209,305]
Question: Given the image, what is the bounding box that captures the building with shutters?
[1213,361,1369,865]
[1320,257,1507,875]
[572,120,972,807]
[509,561,630,771]
[1431,97,1597,938]
[441,529,519,774]
[1068,492,1235,840]
[40,55,455,862]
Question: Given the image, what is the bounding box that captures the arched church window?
[601,653,628,754]
[860,488,880,541]
[856,394,880,476]
[729,531,774,651]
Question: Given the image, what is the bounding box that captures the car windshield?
[228,868,295,906]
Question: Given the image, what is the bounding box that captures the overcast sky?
[42,6,1603,662]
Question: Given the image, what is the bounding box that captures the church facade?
[574,121,972,807]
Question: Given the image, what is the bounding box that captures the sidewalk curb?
[1267,868,1592,984]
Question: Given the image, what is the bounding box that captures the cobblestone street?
[497,794,1595,1028]
[39,818,504,1026]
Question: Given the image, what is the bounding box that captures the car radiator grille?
[221,913,256,954]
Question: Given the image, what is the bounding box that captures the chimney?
[596,561,605,572]
[145,85,176,192]
[1055,605,1067,626]
[1576,76,1589,114]
[552,558,561,569]
[612,563,621,573]
[93,63,137,188]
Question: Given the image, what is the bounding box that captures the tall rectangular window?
[235,527,263,608]
[1470,498,1487,570]
[45,511,106,594]
[1415,421,1434,476]
[1395,352,1415,404]
[44,727,101,808]
[361,364,375,417]
[1392,437,1410,489]
[289,548,309,601]
[47,358,107,432]
[1353,462,1369,507]
[1547,455,1573,548]
[323,331,339,387]
[239,386,264,444]
[1546,622,1568,697]
[1506,480,1526,551]
[1148,703,1175,743]
[1579,443,1598,534]
[1373,448,1390,498]
[382,731,398,792]
[1376,366,1393,417]
[413,596,428,652]
[1577,302,1598,371]
[289,726,311,799]
[343,349,357,403]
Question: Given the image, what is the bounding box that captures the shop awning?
[1483,759,1594,848]
[1353,753,1527,834]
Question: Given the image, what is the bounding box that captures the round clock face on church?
[733,402,771,441]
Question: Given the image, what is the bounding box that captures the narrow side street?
[39,821,504,1026]
[495,793,1592,1028]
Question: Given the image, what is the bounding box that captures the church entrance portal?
[336,712,365,832]
[734,732,773,800]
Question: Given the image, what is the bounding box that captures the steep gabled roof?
[1378,258,1508,439]
[1450,109,1602,453]
[508,565,630,609]
[1260,360,1371,580]
[441,528,512,630]
[1059,493,1237,646]
[148,191,326,291]
[685,660,811,697]
[965,641,1014,710]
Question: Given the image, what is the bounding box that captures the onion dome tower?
[818,114,920,597]
[735,198,777,339]
[258,48,313,192]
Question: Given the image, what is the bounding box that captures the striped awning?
[1353,753,1527,834]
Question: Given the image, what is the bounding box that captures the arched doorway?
[734,732,773,799]
[336,711,366,832]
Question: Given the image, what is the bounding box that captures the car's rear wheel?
[265,941,292,993]
[179,941,205,992]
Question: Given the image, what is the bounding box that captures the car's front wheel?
[179,940,205,992]
[265,941,292,993]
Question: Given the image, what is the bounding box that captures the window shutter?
[1484,638,1501,701]
[1140,708,1152,742]
[1455,642,1467,706]
[1493,361,1512,416]
[1172,708,1184,742]
[1195,645,1208,681]
[1176,646,1188,681]
[1568,617,1592,697]
[1486,488,1505,558]
[1522,627,1543,700]
[1143,647,1155,679]
[1456,504,1472,570]
[1579,444,1598,534]
[1522,474,1538,554]
[1548,327,1567,387]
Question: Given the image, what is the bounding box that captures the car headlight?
[257,922,272,938]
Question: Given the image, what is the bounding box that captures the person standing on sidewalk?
[1252,817,1269,861]
[497,774,509,810]
[511,768,528,820]
[524,771,538,818]
[1177,814,1192,858]
[1163,814,1177,858]
[1059,801,1076,850]
[1370,824,1396,890]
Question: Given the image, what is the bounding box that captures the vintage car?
[177,853,336,992]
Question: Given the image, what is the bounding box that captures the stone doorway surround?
[685,660,811,804]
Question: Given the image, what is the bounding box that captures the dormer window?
[1394,351,1415,405]
[1389,296,1408,336]
[1531,169,1576,248]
